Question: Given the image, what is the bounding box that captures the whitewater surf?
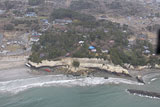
[0,75,142,94]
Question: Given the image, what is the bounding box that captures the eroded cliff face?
[28,58,129,75]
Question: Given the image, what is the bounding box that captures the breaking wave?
[127,92,160,100]
[0,75,142,94]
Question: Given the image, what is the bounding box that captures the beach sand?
[0,56,34,81]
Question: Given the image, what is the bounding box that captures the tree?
[4,1,14,10]
[72,60,80,68]
[50,8,95,22]
[28,0,44,6]
[4,24,14,31]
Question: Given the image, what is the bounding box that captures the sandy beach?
[0,56,34,81]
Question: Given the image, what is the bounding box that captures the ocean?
[0,74,160,107]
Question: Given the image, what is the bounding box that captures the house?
[53,19,73,25]
[128,40,135,45]
[79,41,84,44]
[109,40,115,44]
[102,49,109,53]
[1,45,5,48]
[89,46,97,52]
[99,15,107,20]
[138,34,148,40]
[104,30,108,33]
[25,12,37,17]
[41,19,49,25]
[32,32,42,37]
[91,49,97,52]
[123,30,127,33]
[143,46,149,50]
[143,50,151,54]
[89,46,95,50]
[0,50,9,55]
[30,38,39,42]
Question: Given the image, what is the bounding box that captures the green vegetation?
[4,1,14,10]
[70,0,95,10]
[29,9,157,67]
[29,31,82,62]
[146,24,160,32]
[50,8,95,22]
[72,60,80,68]
[4,24,14,31]
[110,47,147,66]
[28,0,44,6]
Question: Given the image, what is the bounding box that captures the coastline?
[1,56,160,94]
[27,58,160,82]
[0,56,160,83]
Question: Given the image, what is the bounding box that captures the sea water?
[0,74,160,107]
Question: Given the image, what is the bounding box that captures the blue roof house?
[89,46,95,50]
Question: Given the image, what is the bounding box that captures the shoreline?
[0,56,160,83]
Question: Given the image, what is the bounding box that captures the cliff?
[28,58,129,75]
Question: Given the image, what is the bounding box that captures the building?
[143,50,151,54]
[53,19,73,25]
[41,19,49,25]
[32,32,42,37]
[138,34,148,40]
[89,46,97,52]
[79,41,84,44]
[25,12,37,17]
[102,49,109,53]
[30,38,39,42]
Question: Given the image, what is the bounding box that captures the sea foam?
[0,75,142,94]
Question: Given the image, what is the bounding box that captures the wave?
[0,75,142,94]
[127,90,160,100]
[151,78,158,82]
[135,93,160,100]
[143,73,160,84]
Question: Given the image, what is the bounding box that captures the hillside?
[29,8,159,67]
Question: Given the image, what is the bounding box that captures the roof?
[25,12,36,17]
[89,46,95,50]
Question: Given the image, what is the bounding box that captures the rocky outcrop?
[28,58,130,75]
[136,75,145,84]
[155,64,160,69]
[124,63,135,69]
[127,89,160,99]
[136,65,152,70]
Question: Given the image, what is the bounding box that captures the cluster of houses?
[0,39,26,55]
[53,19,73,25]
[40,19,50,32]
[30,31,42,43]
[88,45,109,54]
[143,46,151,54]
[78,40,109,54]
[53,19,73,31]
[25,12,37,17]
